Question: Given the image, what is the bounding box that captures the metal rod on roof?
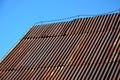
[33,8,120,26]
[119,9,120,13]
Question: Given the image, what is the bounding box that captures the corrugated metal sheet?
[0,13,120,80]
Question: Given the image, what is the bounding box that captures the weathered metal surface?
[0,13,120,80]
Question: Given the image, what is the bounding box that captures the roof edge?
[0,26,33,63]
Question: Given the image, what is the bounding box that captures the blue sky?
[0,0,120,59]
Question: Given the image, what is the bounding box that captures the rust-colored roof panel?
[0,13,120,79]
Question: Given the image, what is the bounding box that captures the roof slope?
[0,13,120,80]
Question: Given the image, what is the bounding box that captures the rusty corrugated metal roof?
[0,13,120,80]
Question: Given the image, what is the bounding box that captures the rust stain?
[0,13,120,80]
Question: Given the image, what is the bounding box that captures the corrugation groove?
[0,40,29,70]
[89,14,113,79]
[0,13,119,80]
[74,15,105,80]
[104,14,117,79]
[56,15,100,80]
[0,39,24,69]
[96,14,119,80]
